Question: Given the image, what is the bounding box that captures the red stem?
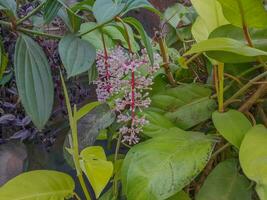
[131,66,135,126]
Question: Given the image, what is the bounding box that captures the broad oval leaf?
[212,109,252,148]
[92,0,125,24]
[196,159,252,200]
[0,170,75,200]
[14,34,54,130]
[121,132,215,200]
[59,34,96,78]
[191,0,228,41]
[217,0,267,29]
[124,17,154,66]
[80,146,113,198]
[239,125,267,199]
[44,0,62,24]
[184,38,267,63]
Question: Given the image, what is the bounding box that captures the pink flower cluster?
[95,47,160,145]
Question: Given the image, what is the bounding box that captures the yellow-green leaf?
[80,146,113,198]
[0,170,75,200]
[76,101,101,120]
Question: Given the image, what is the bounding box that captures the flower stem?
[156,32,176,86]
[217,63,224,112]
[116,17,133,53]
[16,1,46,25]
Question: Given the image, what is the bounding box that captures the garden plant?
[0,0,267,199]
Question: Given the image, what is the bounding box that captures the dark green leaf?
[196,159,252,200]
[124,17,154,65]
[44,0,62,24]
[14,34,54,130]
[92,0,125,24]
[59,34,96,78]
[121,132,214,200]
[0,0,16,17]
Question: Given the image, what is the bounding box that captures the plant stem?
[113,133,122,198]
[217,63,224,112]
[17,27,62,39]
[224,71,267,107]
[185,53,202,65]
[78,174,91,200]
[211,143,231,159]
[79,20,112,37]
[16,1,46,25]
[156,33,176,86]
[0,20,12,28]
[116,17,133,53]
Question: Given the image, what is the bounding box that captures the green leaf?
[167,191,190,200]
[124,17,154,65]
[239,125,267,199]
[165,98,217,130]
[121,132,214,200]
[0,0,16,17]
[76,101,101,120]
[210,24,267,52]
[59,34,96,78]
[217,0,267,29]
[80,146,113,198]
[212,109,252,148]
[120,0,159,15]
[14,34,54,130]
[191,0,228,41]
[196,159,252,200]
[0,39,8,80]
[44,0,62,24]
[80,22,115,50]
[92,0,125,24]
[0,170,75,200]
[184,38,267,63]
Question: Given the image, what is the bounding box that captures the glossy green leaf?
[124,17,154,65]
[167,191,190,200]
[0,39,8,79]
[0,0,16,17]
[0,170,75,200]
[191,0,228,41]
[120,0,159,16]
[212,109,252,148]
[44,0,62,24]
[76,101,101,120]
[14,34,54,130]
[80,146,113,198]
[184,38,267,63]
[92,0,125,24]
[121,132,214,200]
[196,159,252,200]
[239,125,267,199]
[210,24,267,52]
[59,34,96,78]
[165,98,217,130]
[217,0,267,29]
[80,22,114,50]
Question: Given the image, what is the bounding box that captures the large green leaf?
[217,0,267,29]
[0,0,16,17]
[210,24,267,52]
[239,125,267,199]
[167,191,190,200]
[80,22,115,50]
[148,84,215,130]
[121,132,215,200]
[14,34,54,130]
[184,38,267,63]
[196,159,252,200]
[59,34,96,78]
[165,98,217,130]
[44,0,62,24]
[92,0,125,24]
[0,170,75,200]
[191,0,228,41]
[124,17,154,65]
[212,109,252,148]
[80,146,113,198]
